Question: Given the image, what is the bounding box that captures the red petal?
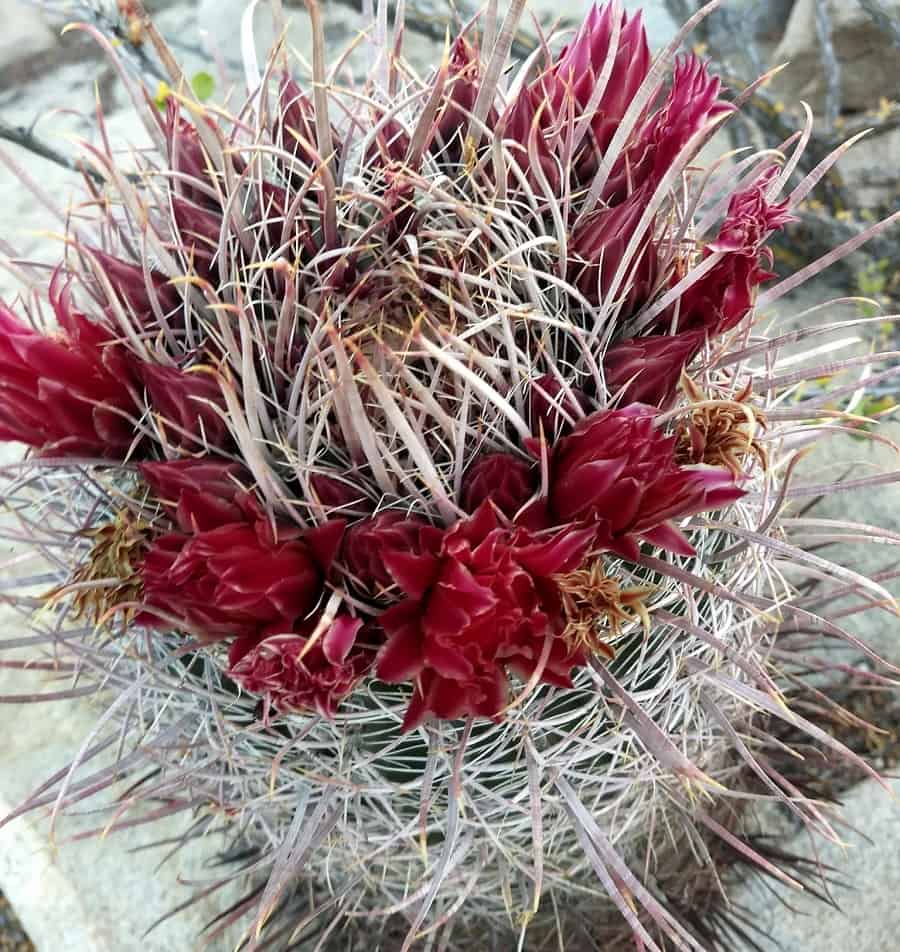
[303,519,346,570]
[383,549,440,599]
[640,521,696,556]
[322,614,364,665]
[376,604,425,682]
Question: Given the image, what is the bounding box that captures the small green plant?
[856,257,891,317]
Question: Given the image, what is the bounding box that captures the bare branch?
[814,0,842,133]
[859,0,900,49]
[0,117,104,182]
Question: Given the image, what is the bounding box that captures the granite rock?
[732,775,900,951]
[770,0,900,115]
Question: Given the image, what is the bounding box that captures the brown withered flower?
[675,374,767,476]
[52,510,150,625]
[555,559,654,660]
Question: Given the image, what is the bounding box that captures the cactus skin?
[1,2,898,950]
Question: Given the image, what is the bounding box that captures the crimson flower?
[139,518,345,643]
[539,4,651,179]
[0,281,139,457]
[228,615,373,718]
[165,101,237,210]
[140,458,257,532]
[255,181,318,262]
[708,166,795,255]
[603,330,704,408]
[139,363,230,451]
[276,74,336,172]
[657,171,794,337]
[86,249,181,327]
[501,87,560,193]
[309,471,374,517]
[375,504,595,730]
[567,185,657,313]
[342,510,441,593]
[543,405,744,559]
[171,195,222,282]
[434,34,492,160]
[603,55,731,204]
[460,453,537,519]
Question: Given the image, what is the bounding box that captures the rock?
[748,0,798,42]
[770,0,900,115]
[0,640,245,952]
[731,775,900,951]
[831,124,900,211]
[0,2,57,73]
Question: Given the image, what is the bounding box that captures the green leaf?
[191,71,215,103]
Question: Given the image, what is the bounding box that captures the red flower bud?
[602,55,731,204]
[85,249,181,328]
[501,88,560,194]
[567,186,657,313]
[309,471,374,517]
[165,100,241,210]
[460,453,538,519]
[276,75,337,171]
[529,374,591,439]
[603,331,704,408]
[539,4,651,179]
[433,34,492,161]
[0,282,140,457]
[139,363,230,451]
[171,195,222,283]
[139,518,345,642]
[708,166,795,255]
[549,405,744,559]
[657,168,795,337]
[139,458,257,532]
[342,511,441,594]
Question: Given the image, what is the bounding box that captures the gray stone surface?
[832,124,900,211]
[770,0,900,115]
[0,640,243,952]
[0,2,56,67]
[732,775,900,951]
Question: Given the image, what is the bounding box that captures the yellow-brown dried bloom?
[675,374,767,476]
[555,559,654,659]
[57,511,149,624]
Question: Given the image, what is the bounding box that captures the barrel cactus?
[1,1,898,949]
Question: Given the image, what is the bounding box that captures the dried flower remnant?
[555,559,654,658]
[52,510,150,624]
[675,375,767,476]
[228,616,373,720]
